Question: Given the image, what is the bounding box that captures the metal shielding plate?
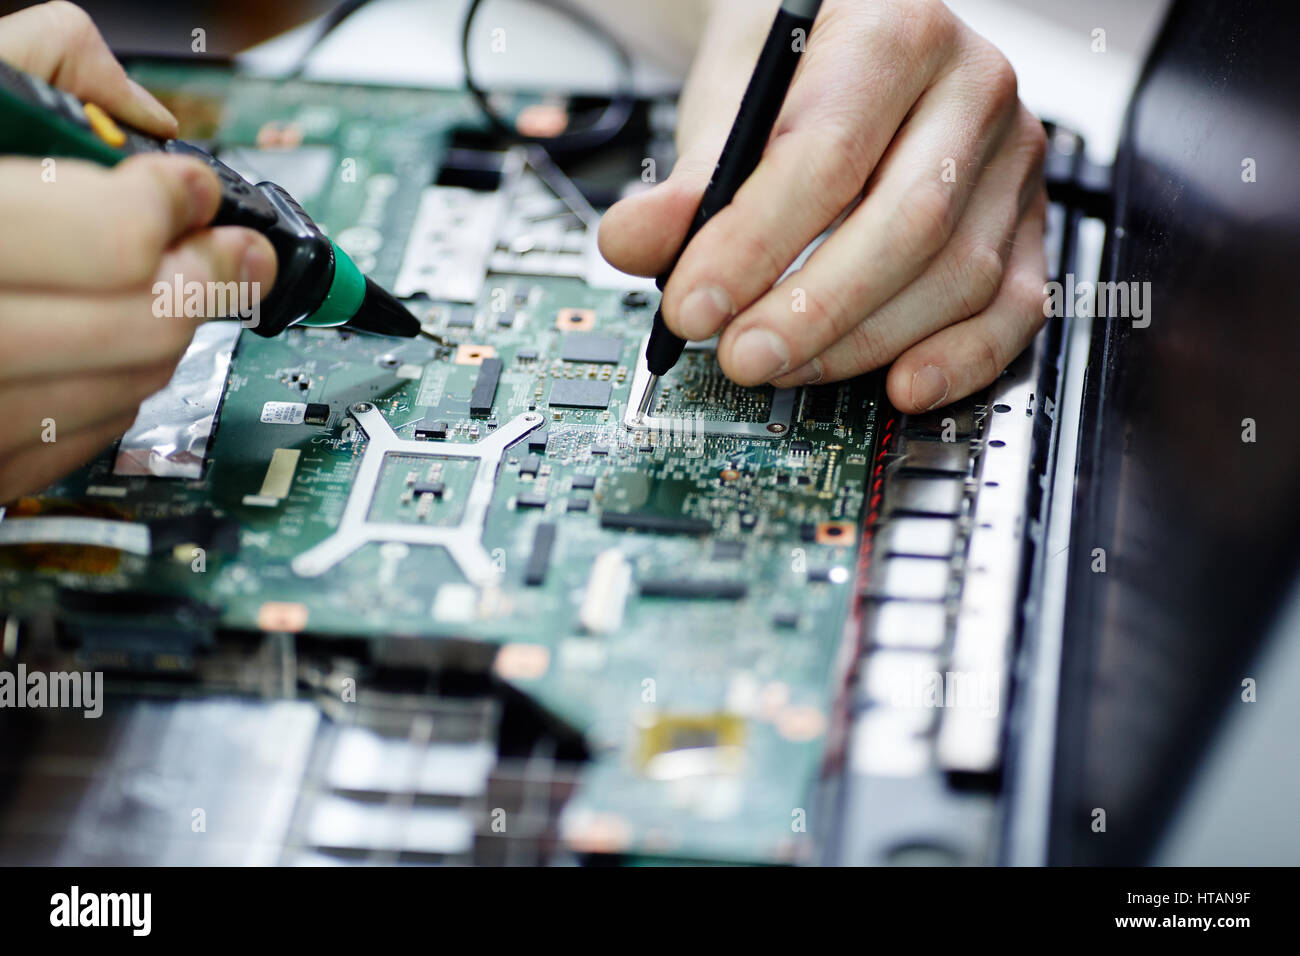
[623,336,794,440]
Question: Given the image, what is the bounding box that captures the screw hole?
[993,403,1012,413]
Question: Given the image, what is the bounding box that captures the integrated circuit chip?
[549,379,612,410]
[415,421,449,440]
[600,512,713,535]
[711,540,746,561]
[469,357,503,417]
[525,522,557,586]
[639,579,748,600]
[560,333,623,364]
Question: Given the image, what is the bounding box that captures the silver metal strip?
[1005,216,1106,864]
[291,404,544,586]
[934,353,1035,772]
[622,336,794,440]
[114,322,240,478]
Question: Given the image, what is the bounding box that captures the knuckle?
[970,324,1006,386]
[956,38,1020,125]
[813,122,873,200]
[899,181,958,262]
[116,158,195,259]
[190,238,237,287]
[958,244,1005,316]
[44,1,102,59]
[892,0,956,66]
[844,322,891,372]
[800,280,857,340]
[105,215,167,285]
[721,220,790,290]
[1012,268,1048,318]
[42,1,94,38]
[984,52,1020,114]
[1029,184,1050,220]
[1019,109,1049,171]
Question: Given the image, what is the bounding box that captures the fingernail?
[240,238,276,289]
[911,365,950,412]
[677,285,734,339]
[128,78,178,132]
[773,358,823,388]
[730,329,790,383]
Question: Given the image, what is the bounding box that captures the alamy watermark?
[889,666,1001,719]
[0,665,103,718]
[1044,274,1152,328]
[50,886,150,936]
[152,274,262,328]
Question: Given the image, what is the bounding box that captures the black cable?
[461,0,637,154]
[286,0,378,80]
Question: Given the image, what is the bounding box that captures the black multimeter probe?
[0,58,419,339]
[634,0,823,422]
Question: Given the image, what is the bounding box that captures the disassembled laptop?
[0,63,1097,866]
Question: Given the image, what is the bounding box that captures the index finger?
[0,153,220,290]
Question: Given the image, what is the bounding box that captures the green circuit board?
[0,64,883,864]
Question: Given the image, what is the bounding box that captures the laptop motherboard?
[0,63,885,864]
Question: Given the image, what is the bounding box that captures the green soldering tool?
[0,58,420,338]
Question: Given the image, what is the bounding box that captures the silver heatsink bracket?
[291,404,544,586]
[622,335,795,440]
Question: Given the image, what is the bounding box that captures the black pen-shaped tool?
[634,0,823,422]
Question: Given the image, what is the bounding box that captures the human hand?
[599,0,1048,413]
[0,2,277,501]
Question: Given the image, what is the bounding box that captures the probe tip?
[634,375,659,423]
[345,277,421,337]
